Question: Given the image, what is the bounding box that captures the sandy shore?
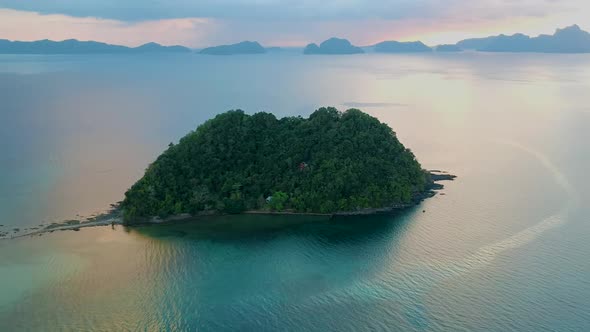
[4,218,122,240]
[0,208,123,240]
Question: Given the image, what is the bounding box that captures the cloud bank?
[0,0,588,47]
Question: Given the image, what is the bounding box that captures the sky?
[0,0,589,47]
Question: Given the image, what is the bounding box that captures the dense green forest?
[122,107,426,222]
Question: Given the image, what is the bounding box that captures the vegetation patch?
[122,107,427,223]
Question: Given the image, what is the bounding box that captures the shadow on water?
[119,208,424,330]
[127,208,418,247]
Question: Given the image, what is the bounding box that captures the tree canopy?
[122,107,426,222]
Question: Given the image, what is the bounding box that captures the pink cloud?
[0,9,216,47]
[0,5,589,48]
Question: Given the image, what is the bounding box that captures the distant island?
[435,44,462,52]
[2,24,588,56]
[304,38,364,55]
[374,41,432,53]
[457,25,590,53]
[199,41,266,55]
[121,107,448,223]
[0,39,190,54]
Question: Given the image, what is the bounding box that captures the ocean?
[0,51,589,331]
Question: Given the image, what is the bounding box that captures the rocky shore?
[332,170,456,216]
[0,170,455,240]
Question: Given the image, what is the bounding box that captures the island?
[121,107,449,224]
[374,41,432,53]
[435,44,462,52]
[199,41,266,55]
[456,25,590,53]
[132,42,190,53]
[0,107,455,239]
[0,39,191,54]
[303,38,364,55]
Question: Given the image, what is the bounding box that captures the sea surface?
[0,52,589,331]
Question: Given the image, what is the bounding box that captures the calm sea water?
[0,52,589,331]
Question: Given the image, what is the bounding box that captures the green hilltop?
[122,107,427,222]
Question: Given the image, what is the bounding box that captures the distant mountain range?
[1,25,589,55]
[374,41,432,53]
[457,25,590,53]
[304,38,364,55]
[0,39,190,54]
[435,44,462,52]
[199,41,266,55]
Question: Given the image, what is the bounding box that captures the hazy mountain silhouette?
[304,38,364,54]
[199,41,266,55]
[457,25,590,53]
[435,44,462,52]
[456,37,493,50]
[133,42,190,53]
[0,39,191,54]
[3,24,587,56]
[374,41,432,53]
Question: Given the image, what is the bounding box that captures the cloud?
[0,0,583,22]
[0,9,216,47]
[0,1,589,47]
[0,0,443,21]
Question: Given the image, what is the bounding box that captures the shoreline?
[1,170,455,240]
[0,208,124,240]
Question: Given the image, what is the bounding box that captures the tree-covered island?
[122,108,444,223]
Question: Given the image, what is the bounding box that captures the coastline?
[0,208,124,240]
[0,170,455,240]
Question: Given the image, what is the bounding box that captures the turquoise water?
[1,53,589,331]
